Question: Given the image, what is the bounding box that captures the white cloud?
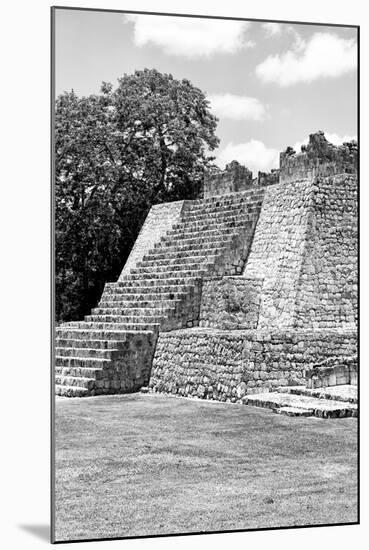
[286,27,305,51]
[262,22,282,37]
[293,132,357,153]
[216,140,279,174]
[256,32,356,86]
[124,15,254,57]
[208,93,266,121]
[262,23,304,50]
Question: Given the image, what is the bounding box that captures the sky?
[55,8,358,176]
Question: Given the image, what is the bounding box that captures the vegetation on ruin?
[55,394,357,541]
[55,69,219,321]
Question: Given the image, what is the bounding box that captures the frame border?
[50,6,360,544]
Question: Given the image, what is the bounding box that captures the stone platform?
[149,327,356,402]
[243,385,357,418]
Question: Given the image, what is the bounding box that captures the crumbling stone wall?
[256,169,280,187]
[204,162,281,198]
[204,161,253,198]
[150,328,357,401]
[280,131,357,184]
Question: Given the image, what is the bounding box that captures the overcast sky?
[55,9,358,175]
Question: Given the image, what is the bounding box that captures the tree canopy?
[55,69,219,321]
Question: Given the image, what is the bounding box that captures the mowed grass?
[54,393,358,542]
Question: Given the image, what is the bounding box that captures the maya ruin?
[55,131,358,418]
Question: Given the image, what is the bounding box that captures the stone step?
[184,199,261,211]
[143,246,226,262]
[91,305,176,316]
[110,277,200,288]
[181,213,251,225]
[129,263,211,275]
[242,391,357,418]
[97,298,182,309]
[171,215,255,232]
[163,224,248,240]
[103,284,192,295]
[122,269,207,280]
[100,290,186,301]
[152,238,231,253]
[277,385,358,404]
[274,407,315,417]
[55,346,121,359]
[182,205,262,221]
[56,327,154,340]
[170,221,247,233]
[55,374,96,390]
[55,384,89,397]
[55,365,104,379]
[84,314,165,324]
[55,355,111,369]
[183,204,262,217]
[137,254,217,268]
[157,234,243,251]
[65,321,160,331]
[55,338,132,349]
[185,193,263,211]
[158,231,237,246]
[151,241,230,257]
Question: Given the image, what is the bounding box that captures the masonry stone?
[204,161,253,198]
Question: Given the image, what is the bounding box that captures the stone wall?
[280,132,357,184]
[97,331,158,394]
[120,200,185,278]
[242,171,357,331]
[306,355,357,389]
[57,330,158,397]
[256,169,280,187]
[149,328,357,401]
[160,278,203,330]
[199,276,262,329]
[204,162,281,198]
[206,216,263,279]
[243,178,312,329]
[294,174,357,330]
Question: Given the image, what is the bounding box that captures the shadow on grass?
[19,524,50,542]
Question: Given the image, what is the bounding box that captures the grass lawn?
[54,393,358,542]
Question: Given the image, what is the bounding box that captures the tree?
[55,69,219,321]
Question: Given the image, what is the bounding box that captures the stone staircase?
[55,189,264,397]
